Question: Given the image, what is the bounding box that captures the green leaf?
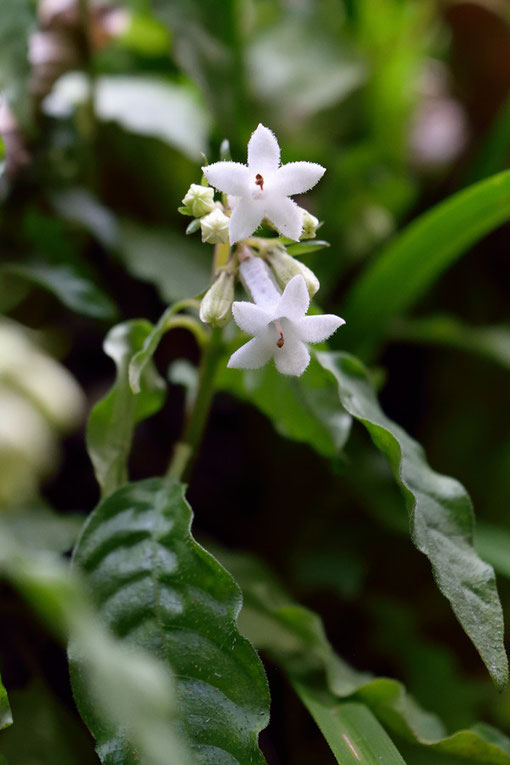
[285,240,330,256]
[294,689,406,765]
[216,354,352,458]
[0,262,118,321]
[317,350,508,688]
[0,679,96,765]
[0,526,192,765]
[0,0,35,125]
[390,315,510,372]
[342,170,510,358]
[118,221,212,303]
[476,523,510,580]
[214,549,510,764]
[73,478,270,764]
[44,74,210,160]
[86,321,166,498]
[0,670,12,732]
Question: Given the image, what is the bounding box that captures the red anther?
[255,173,264,191]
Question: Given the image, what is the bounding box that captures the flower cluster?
[179,124,345,376]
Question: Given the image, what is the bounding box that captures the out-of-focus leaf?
[294,690,406,765]
[0,679,96,765]
[343,170,510,359]
[73,478,270,764]
[0,0,35,125]
[215,549,510,764]
[44,74,210,160]
[248,17,365,120]
[476,523,510,581]
[391,315,510,372]
[118,220,212,302]
[51,188,119,250]
[86,320,166,498]
[467,93,510,183]
[217,355,352,458]
[1,504,83,554]
[0,670,11,732]
[0,262,117,321]
[0,530,192,765]
[317,351,508,688]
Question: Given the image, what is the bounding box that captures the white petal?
[276,275,310,320]
[202,162,249,196]
[247,124,280,174]
[264,196,302,241]
[274,338,310,376]
[227,336,273,370]
[232,301,271,335]
[273,162,326,196]
[295,314,345,343]
[229,197,264,244]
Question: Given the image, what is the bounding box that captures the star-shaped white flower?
[202,124,325,244]
[228,274,344,376]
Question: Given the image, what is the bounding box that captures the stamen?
[274,319,284,348]
[255,173,264,191]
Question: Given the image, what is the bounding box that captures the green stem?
[167,327,224,483]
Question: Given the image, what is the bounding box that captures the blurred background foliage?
[1,0,510,762]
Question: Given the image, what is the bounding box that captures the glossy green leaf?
[73,478,270,764]
[86,321,166,498]
[343,170,510,358]
[0,525,192,765]
[294,689,406,765]
[391,315,510,372]
[317,350,508,688]
[216,354,352,458]
[0,262,117,321]
[215,549,510,763]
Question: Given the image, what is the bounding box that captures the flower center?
[255,173,264,191]
[274,319,284,348]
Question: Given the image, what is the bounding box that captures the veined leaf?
[215,549,510,764]
[0,524,192,765]
[294,690,406,765]
[73,478,270,764]
[0,262,117,321]
[317,350,508,688]
[342,170,510,359]
[86,321,166,498]
[216,355,352,458]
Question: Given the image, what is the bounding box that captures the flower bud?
[200,208,230,244]
[300,208,319,240]
[182,183,215,218]
[266,248,320,297]
[199,270,235,327]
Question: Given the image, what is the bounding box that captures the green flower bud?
[199,270,235,327]
[182,183,215,217]
[200,208,230,244]
[300,208,319,240]
[266,247,320,297]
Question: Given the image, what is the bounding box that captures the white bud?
[266,248,320,298]
[300,208,319,240]
[199,270,235,326]
[200,208,230,244]
[182,183,215,218]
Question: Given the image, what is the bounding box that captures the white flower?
[200,208,230,244]
[202,124,325,244]
[228,273,344,376]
